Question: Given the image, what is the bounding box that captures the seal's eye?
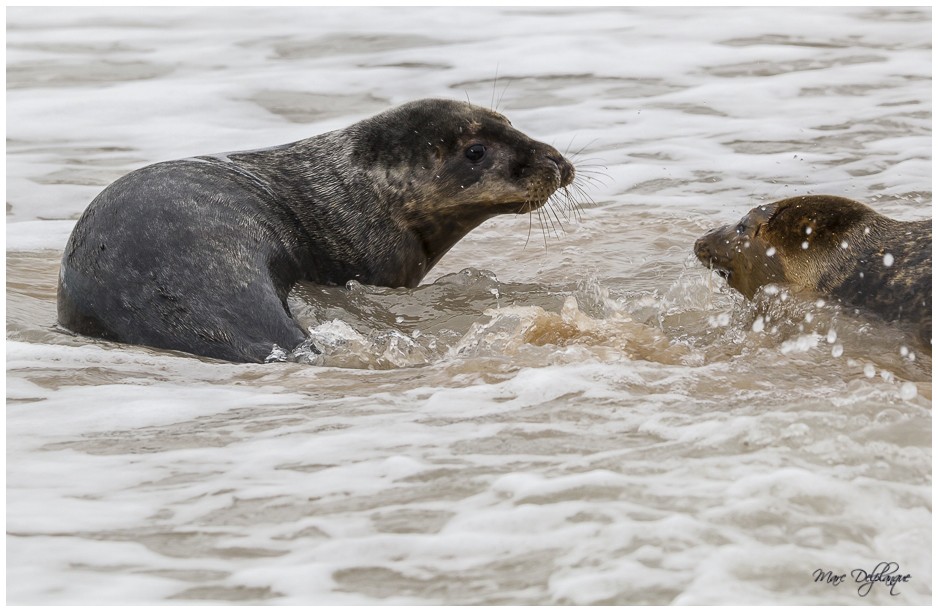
[465,144,486,162]
[735,223,746,235]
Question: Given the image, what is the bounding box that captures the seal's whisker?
[536,202,549,248]
[563,135,580,158]
[566,196,589,222]
[565,138,599,159]
[570,173,612,191]
[567,155,607,165]
[577,173,606,187]
[579,179,593,194]
[558,193,576,223]
[490,64,499,111]
[575,175,611,190]
[568,182,597,210]
[573,176,598,198]
[547,189,574,223]
[578,191,598,211]
[544,201,567,238]
[496,79,512,112]
[566,157,608,178]
[568,190,584,222]
[548,191,567,222]
[573,164,611,176]
[544,199,566,237]
[560,188,584,222]
[570,195,583,223]
[572,167,613,184]
[523,200,535,251]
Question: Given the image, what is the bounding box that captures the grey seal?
[57,99,576,362]
[694,195,931,349]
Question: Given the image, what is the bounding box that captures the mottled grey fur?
[57,99,575,362]
[695,195,932,349]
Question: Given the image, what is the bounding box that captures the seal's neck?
[402,210,494,281]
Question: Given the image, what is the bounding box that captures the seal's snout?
[546,152,575,188]
[694,230,723,263]
[694,229,734,281]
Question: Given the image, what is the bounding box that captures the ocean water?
[5,6,931,605]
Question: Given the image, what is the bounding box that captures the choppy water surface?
[6,6,931,605]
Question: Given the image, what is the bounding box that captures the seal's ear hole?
[465,144,486,162]
[797,218,816,240]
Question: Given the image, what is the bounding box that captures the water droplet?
[766,247,776,257]
[831,344,843,358]
[900,345,909,357]
[708,312,731,328]
[864,226,870,235]
[805,227,812,235]
[863,363,876,378]
[826,329,837,344]
[883,253,894,267]
[840,240,849,249]
[899,382,918,400]
[752,316,765,333]
[801,241,809,250]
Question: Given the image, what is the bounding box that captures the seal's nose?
[694,236,711,261]
[546,152,575,187]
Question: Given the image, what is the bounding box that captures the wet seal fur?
[57,99,576,362]
[695,195,932,349]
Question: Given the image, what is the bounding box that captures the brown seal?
[694,195,932,349]
[57,99,576,362]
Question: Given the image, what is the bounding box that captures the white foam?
[6,220,76,252]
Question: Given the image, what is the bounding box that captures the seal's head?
[350,99,576,219]
[694,195,874,298]
[335,98,578,277]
